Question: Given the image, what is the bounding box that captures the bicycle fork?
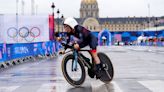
[72,50,78,71]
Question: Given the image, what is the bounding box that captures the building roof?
[96,17,153,24]
[55,17,162,25]
[81,0,97,4]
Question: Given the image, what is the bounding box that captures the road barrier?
[0,41,59,69]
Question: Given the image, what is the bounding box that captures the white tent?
[137,36,147,44]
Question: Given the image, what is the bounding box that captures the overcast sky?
[0,0,164,18]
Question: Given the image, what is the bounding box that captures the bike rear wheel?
[98,52,114,83]
[62,54,86,87]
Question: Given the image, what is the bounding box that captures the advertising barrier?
[0,41,58,62]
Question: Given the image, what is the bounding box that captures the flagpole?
[16,0,19,42]
[148,3,150,32]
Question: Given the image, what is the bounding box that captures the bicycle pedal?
[102,64,106,68]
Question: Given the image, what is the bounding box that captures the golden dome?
[82,0,97,4]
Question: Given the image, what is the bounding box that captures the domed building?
[80,0,99,18]
[55,0,164,45]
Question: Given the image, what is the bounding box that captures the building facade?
[55,0,164,33]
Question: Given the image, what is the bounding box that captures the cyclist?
[58,17,102,79]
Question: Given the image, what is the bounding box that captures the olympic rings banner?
[0,14,50,43]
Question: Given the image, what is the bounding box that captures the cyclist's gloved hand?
[59,50,65,55]
[56,37,62,42]
[73,42,80,50]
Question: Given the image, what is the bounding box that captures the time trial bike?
[60,42,114,87]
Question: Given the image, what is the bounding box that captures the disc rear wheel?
[98,52,114,83]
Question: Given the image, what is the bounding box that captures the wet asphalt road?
[0,46,164,92]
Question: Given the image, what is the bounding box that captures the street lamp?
[16,0,19,15]
[16,0,19,33]
[51,2,55,16]
[51,2,55,40]
[155,17,159,37]
[60,14,65,38]
[141,23,145,36]
[147,20,150,31]
[57,9,60,33]
[61,14,64,32]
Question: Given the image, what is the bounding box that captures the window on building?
[94,26,96,30]
[86,12,88,16]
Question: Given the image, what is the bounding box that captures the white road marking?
[37,82,69,92]
[139,80,164,92]
[91,81,123,92]
[0,86,19,92]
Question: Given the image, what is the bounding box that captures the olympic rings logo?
[7,27,41,42]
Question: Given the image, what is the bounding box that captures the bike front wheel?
[61,54,86,87]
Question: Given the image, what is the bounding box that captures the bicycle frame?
[78,50,93,69]
[65,49,93,72]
